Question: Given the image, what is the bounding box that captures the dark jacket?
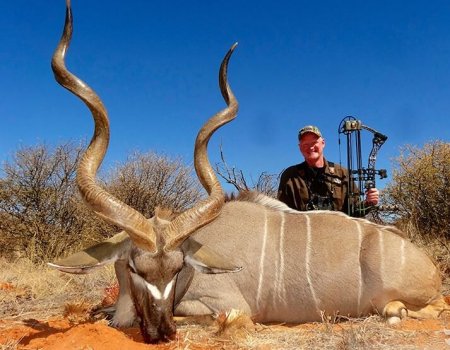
[277,158,360,215]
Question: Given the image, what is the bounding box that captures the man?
[277,125,379,216]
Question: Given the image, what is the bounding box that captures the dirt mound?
[0,319,168,350]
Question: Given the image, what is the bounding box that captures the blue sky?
[1,1,449,191]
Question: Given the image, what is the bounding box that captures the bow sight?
[338,116,388,216]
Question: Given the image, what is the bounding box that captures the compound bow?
[338,116,388,216]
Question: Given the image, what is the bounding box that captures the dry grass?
[0,338,21,350]
[172,315,430,350]
[62,300,93,323]
[406,233,450,294]
[0,257,116,321]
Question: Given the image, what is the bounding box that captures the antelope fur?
[176,196,446,322]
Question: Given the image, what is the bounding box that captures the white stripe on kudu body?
[277,212,286,304]
[378,230,385,282]
[356,221,363,316]
[272,215,280,306]
[305,214,321,315]
[256,210,268,311]
[272,211,287,306]
[400,238,406,268]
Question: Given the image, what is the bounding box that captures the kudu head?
[50,0,239,343]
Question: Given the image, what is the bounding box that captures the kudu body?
[50,0,449,344]
[175,198,447,323]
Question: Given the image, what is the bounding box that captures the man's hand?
[365,188,379,206]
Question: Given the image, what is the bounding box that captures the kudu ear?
[182,238,243,274]
[48,231,131,274]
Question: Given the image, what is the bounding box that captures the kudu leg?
[406,297,450,319]
[111,260,137,327]
[175,274,252,318]
[174,315,216,326]
[383,301,408,325]
[384,296,450,325]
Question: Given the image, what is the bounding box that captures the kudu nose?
[159,318,177,341]
[143,316,177,343]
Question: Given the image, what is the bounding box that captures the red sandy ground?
[0,319,163,350]
[1,317,450,350]
[2,285,450,349]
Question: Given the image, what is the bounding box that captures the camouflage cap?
[298,125,322,140]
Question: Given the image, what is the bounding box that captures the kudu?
[50,0,450,344]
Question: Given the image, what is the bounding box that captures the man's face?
[299,133,325,165]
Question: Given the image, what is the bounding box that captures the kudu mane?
[232,190,406,238]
